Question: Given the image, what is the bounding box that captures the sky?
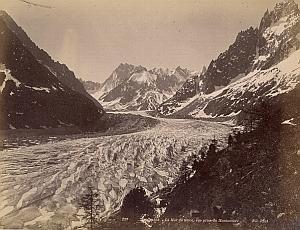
[1,0,299,82]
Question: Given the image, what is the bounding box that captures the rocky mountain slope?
[158,0,300,123]
[0,12,105,130]
[92,63,195,111]
[0,11,102,108]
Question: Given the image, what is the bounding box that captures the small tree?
[205,139,218,165]
[228,134,234,147]
[78,186,101,230]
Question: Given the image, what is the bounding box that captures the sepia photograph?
[0,0,299,229]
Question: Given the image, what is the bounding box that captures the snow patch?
[190,106,212,119]
[129,71,157,85]
[8,124,16,130]
[277,212,285,219]
[0,63,21,93]
[282,118,296,126]
[26,86,51,93]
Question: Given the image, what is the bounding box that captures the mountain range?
[1,0,300,129]
[91,64,196,110]
[85,0,300,127]
[0,1,299,229]
[157,0,300,124]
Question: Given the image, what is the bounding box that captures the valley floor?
[0,114,232,229]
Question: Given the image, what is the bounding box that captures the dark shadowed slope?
[0,12,105,130]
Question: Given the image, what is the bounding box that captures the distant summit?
[91,64,196,111]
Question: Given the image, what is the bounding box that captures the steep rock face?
[0,13,104,130]
[258,0,300,70]
[158,27,260,116]
[92,63,147,100]
[0,11,102,108]
[158,76,201,116]
[201,50,300,118]
[202,27,259,94]
[158,0,300,122]
[93,64,193,111]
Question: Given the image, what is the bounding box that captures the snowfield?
[0,116,231,229]
[176,48,300,119]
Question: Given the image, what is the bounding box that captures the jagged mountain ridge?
[158,0,300,122]
[0,12,105,129]
[93,63,196,111]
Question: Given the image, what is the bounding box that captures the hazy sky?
[1,0,299,82]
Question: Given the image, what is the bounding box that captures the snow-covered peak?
[174,66,185,73]
[158,0,300,120]
[173,66,188,75]
[97,63,148,96]
[274,0,299,16]
[116,63,146,72]
[128,71,157,85]
[149,67,172,76]
[253,0,300,71]
[92,63,194,111]
[259,0,299,32]
[172,66,194,82]
[116,63,133,70]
